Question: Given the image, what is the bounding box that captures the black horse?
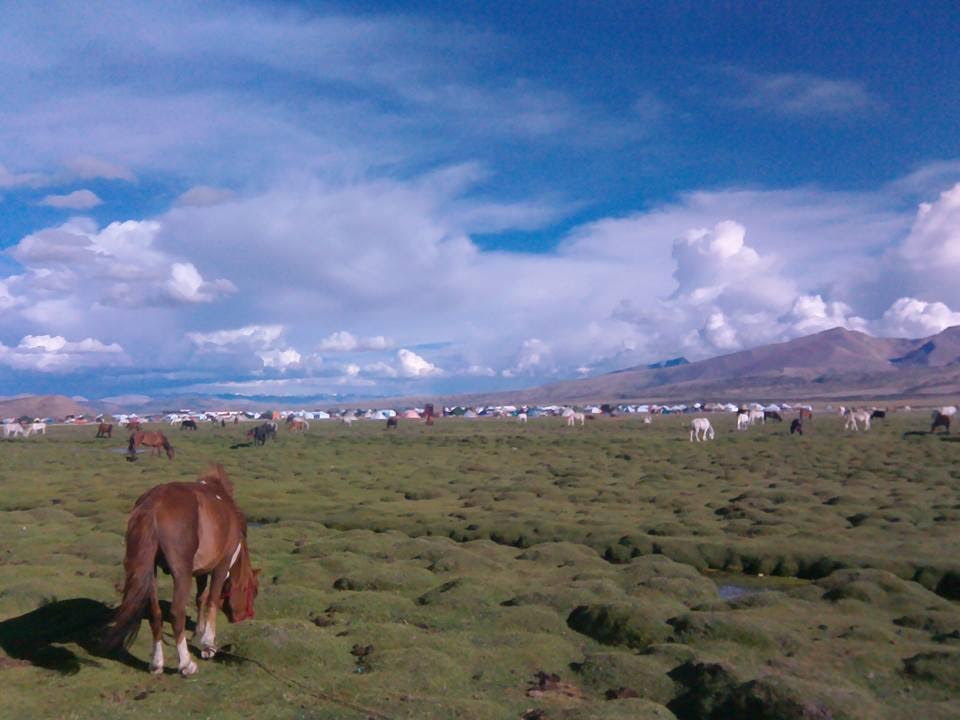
[931,413,951,434]
[870,410,886,420]
[790,419,803,435]
[386,416,398,429]
[246,424,271,446]
[180,419,198,430]
[765,411,783,423]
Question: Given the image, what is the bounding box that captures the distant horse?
[764,411,783,423]
[181,419,198,431]
[870,410,887,420]
[27,422,46,435]
[96,422,113,438]
[798,408,813,422]
[246,425,269,446]
[736,413,750,431]
[931,413,951,434]
[2,422,26,438]
[790,419,803,435]
[102,465,259,675]
[748,409,765,425]
[844,409,871,431]
[340,416,355,427]
[689,417,715,442]
[643,416,653,425]
[386,416,398,429]
[565,412,586,427]
[517,412,528,424]
[126,420,142,431]
[287,418,309,432]
[128,431,174,459]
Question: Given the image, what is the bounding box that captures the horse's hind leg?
[148,576,164,674]
[171,571,198,675]
[193,575,209,641]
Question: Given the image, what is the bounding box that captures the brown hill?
[444,326,960,406]
[0,395,94,420]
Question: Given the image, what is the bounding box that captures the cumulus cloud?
[317,331,393,352]
[0,334,127,371]
[877,297,960,338]
[397,348,441,377]
[899,184,960,271]
[39,189,103,209]
[5,217,235,312]
[780,295,867,336]
[258,348,302,370]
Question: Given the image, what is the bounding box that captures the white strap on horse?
[226,542,242,579]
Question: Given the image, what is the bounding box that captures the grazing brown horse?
[128,431,174,459]
[96,422,113,438]
[103,465,259,675]
[126,420,142,431]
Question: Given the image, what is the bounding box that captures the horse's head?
[164,441,175,459]
[222,549,259,623]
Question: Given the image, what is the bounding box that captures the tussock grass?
[1,414,958,718]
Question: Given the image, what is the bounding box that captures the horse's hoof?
[150,663,164,675]
[201,646,217,659]
[180,660,198,676]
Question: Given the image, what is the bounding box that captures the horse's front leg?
[199,566,230,659]
[171,570,197,676]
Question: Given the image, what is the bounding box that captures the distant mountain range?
[5,326,960,418]
[481,325,960,405]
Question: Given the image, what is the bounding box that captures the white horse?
[643,416,652,425]
[748,409,765,425]
[517,413,528,424]
[736,413,750,431]
[340,416,355,427]
[565,412,586,427]
[28,422,46,435]
[690,418,715,442]
[844,409,871,431]
[3,423,27,438]
[935,406,958,418]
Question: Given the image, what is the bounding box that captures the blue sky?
[1,1,959,401]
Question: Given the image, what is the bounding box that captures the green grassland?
[1,413,958,719]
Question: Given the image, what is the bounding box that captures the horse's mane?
[197,463,234,497]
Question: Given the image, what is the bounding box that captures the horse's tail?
[102,506,157,651]
[127,433,136,456]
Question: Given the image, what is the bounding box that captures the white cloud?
[258,348,302,369]
[733,70,877,117]
[166,262,237,303]
[64,155,135,181]
[39,189,103,209]
[780,295,867,336]
[877,297,960,338]
[317,330,393,352]
[175,185,235,207]
[0,334,127,372]
[899,184,960,270]
[397,348,441,377]
[0,162,45,188]
[187,325,285,349]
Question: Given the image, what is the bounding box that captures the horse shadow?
[230,441,254,449]
[0,597,198,675]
